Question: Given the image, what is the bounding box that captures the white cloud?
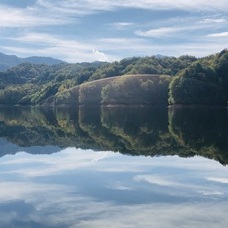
[3,148,117,177]
[97,36,227,58]
[1,179,228,228]
[107,183,132,191]
[75,202,228,228]
[125,0,228,11]
[0,0,227,62]
[5,33,116,62]
[134,174,179,186]
[92,49,109,62]
[136,27,182,38]
[207,177,228,184]
[0,1,225,32]
[3,31,227,62]
[199,18,226,24]
[114,22,134,27]
[198,190,224,196]
[0,4,70,28]
[207,32,228,37]
[96,37,152,55]
[37,0,228,13]
[0,0,224,30]
[0,149,228,227]
[111,22,134,30]
[0,182,70,211]
[135,18,227,38]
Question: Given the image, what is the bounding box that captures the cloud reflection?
[0,147,228,227]
[207,177,228,184]
[134,174,180,186]
[1,148,116,177]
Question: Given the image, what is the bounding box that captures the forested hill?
[0,52,65,71]
[0,49,227,106]
[0,54,197,105]
[169,49,228,105]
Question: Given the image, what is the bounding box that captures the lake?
[0,105,228,227]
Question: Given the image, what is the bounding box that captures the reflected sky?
[0,147,228,227]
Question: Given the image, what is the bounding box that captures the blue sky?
[0,0,227,62]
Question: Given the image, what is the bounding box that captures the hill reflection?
[0,105,228,164]
[169,107,228,165]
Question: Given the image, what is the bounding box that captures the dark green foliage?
[88,55,196,81]
[169,49,228,105]
[30,82,61,104]
[88,61,123,81]
[124,55,197,76]
[101,75,171,105]
[100,106,171,153]
[0,86,27,104]
[54,87,80,106]
[0,62,102,105]
[169,77,226,105]
[182,62,218,83]
[215,50,228,98]
[169,107,228,164]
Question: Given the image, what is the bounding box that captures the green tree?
[169,61,226,105]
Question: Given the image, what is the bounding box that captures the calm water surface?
[0,106,228,227]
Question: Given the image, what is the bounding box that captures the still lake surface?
[0,105,228,227]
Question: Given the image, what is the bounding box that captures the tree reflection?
[0,105,228,164]
[169,107,228,165]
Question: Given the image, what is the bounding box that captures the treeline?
[0,62,105,105]
[0,54,196,105]
[0,50,227,105]
[169,49,228,105]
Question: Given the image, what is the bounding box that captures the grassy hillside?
[53,74,171,106]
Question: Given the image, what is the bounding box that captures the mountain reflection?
[0,105,228,164]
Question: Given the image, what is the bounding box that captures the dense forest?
[0,49,227,106]
[169,49,228,105]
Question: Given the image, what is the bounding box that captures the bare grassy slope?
[52,74,171,106]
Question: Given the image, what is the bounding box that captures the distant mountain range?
[0,52,66,71]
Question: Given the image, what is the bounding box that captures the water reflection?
[0,148,228,227]
[0,106,228,164]
[169,107,228,165]
[1,106,228,227]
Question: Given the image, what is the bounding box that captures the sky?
[0,0,228,63]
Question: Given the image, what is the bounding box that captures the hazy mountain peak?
[0,52,66,71]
